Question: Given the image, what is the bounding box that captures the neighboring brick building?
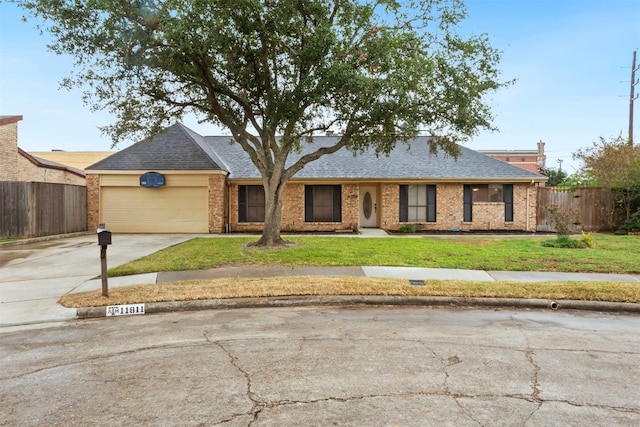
[0,116,21,181]
[0,115,85,185]
[480,141,546,174]
[87,124,547,233]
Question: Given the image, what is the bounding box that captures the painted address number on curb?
[106,304,145,316]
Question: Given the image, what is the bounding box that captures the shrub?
[620,208,640,232]
[548,205,579,238]
[541,237,586,249]
[581,230,595,248]
[398,224,416,233]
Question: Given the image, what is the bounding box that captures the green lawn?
[109,234,640,277]
[0,238,20,244]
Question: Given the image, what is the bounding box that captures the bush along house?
[86,123,547,234]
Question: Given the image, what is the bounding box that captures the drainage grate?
[409,280,425,286]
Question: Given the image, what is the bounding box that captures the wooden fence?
[536,186,613,233]
[0,182,87,238]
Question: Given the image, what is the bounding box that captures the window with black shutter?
[504,184,514,222]
[238,185,265,222]
[305,185,342,222]
[399,184,436,222]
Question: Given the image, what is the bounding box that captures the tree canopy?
[574,135,640,221]
[16,0,510,245]
[543,167,567,187]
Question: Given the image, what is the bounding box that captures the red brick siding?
[228,181,537,232]
[229,183,359,232]
[86,174,100,230]
[380,183,535,231]
[208,174,227,232]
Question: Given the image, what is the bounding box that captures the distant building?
[479,141,546,174]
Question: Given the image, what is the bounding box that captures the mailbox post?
[97,224,112,297]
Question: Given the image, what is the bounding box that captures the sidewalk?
[79,265,640,291]
[66,266,640,321]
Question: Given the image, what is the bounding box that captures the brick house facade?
[87,124,547,233]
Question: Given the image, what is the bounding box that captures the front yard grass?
[109,234,640,277]
[60,276,640,307]
[60,234,639,308]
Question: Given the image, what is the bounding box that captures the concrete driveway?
[0,234,197,328]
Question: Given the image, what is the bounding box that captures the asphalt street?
[1,233,639,425]
[1,307,639,426]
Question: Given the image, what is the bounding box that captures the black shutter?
[238,185,247,222]
[427,185,437,222]
[504,184,514,222]
[463,185,473,222]
[333,185,342,222]
[305,185,314,222]
[399,185,408,222]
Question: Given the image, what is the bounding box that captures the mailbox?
[97,224,112,246]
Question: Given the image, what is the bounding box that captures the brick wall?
[0,121,19,181]
[229,182,359,232]
[89,177,539,233]
[228,181,536,232]
[379,182,536,231]
[86,174,100,230]
[208,174,227,233]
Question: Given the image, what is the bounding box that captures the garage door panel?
[101,187,208,233]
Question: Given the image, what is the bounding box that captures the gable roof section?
[205,135,546,181]
[0,115,23,126]
[19,148,86,178]
[86,123,225,171]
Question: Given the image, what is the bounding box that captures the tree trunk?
[255,177,287,246]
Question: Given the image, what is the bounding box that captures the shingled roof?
[86,123,225,171]
[204,135,546,181]
[88,124,546,182]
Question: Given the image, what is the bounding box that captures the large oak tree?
[17,0,509,245]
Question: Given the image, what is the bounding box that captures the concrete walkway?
[2,232,639,331]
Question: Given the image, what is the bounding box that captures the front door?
[359,186,377,228]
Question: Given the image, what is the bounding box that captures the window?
[238,185,265,222]
[305,185,342,222]
[471,184,503,202]
[399,184,436,222]
[463,184,514,223]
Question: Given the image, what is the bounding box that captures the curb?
[0,231,93,247]
[76,295,640,319]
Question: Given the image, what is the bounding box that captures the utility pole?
[557,158,563,172]
[630,50,639,145]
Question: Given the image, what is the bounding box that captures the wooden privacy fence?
[536,186,613,233]
[0,182,87,238]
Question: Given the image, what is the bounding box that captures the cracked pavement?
[1,306,639,426]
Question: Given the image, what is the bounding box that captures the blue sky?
[1,0,639,174]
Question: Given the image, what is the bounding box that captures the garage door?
[101,186,208,233]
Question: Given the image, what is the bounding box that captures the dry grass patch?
[59,276,640,308]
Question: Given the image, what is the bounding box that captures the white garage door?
[101,186,208,233]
